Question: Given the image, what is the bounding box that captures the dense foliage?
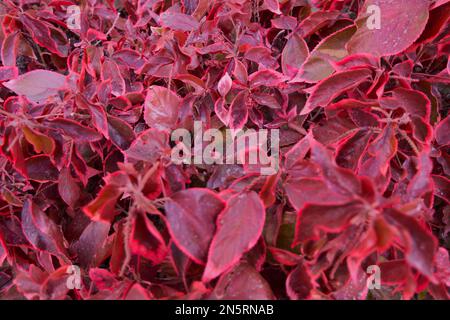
[0,0,449,300]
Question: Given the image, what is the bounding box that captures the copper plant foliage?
[0,0,449,300]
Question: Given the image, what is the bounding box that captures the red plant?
[0,0,449,300]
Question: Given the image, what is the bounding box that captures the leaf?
[294,201,365,244]
[281,33,309,78]
[347,0,430,57]
[101,59,125,96]
[284,177,348,211]
[107,115,136,150]
[165,189,225,264]
[76,95,109,139]
[407,148,433,200]
[0,66,18,81]
[360,124,398,189]
[214,98,230,126]
[22,126,54,154]
[244,47,278,69]
[300,68,372,115]
[336,129,373,170]
[160,12,200,31]
[286,261,314,300]
[382,88,431,120]
[295,25,356,83]
[58,167,80,208]
[21,199,67,258]
[125,128,169,163]
[124,283,152,300]
[263,0,281,14]
[297,11,341,37]
[310,138,363,197]
[129,211,167,264]
[229,91,249,133]
[21,14,68,57]
[209,262,275,299]
[3,70,67,103]
[203,191,265,282]
[217,73,232,97]
[269,247,300,266]
[83,184,122,222]
[45,118,102,142]
[435,115,450,145]
[144,86,181,131]
[25,155,59,182]
[248,69,287,88]
[432,175,450,203]
[383,208,437,277]
[70,220,111,268]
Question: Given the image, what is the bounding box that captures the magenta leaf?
[144,86,181,132]
[129,211,167,264]
[3,70,67,103]
[203,191,265,282]
[209,262,275,299]
[21,199,67,259]
[347,0,430,57]
[165,189,225,264]
[301,68,372,115]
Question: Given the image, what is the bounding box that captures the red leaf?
[297,11,341,37]
[229,91,249,133]
[125,128,169,163]
[310,138,364,198]
[76,95,109,139]
[281,33,309,78]
[70,220,111,268]
[160,12,200,31]
[22,126,55,155]
[21,199,67,258]
[144,86,181,132]
[107,115,136,150]
[285,177,348,211]
[269,247,300,266]
[294,201,365,243]
[347,0,430,57]
[286,261,314,300]
[164,189,225,264]
[129,211,167,264]
[263,0,281,14]
[248,69,287,88]
[336,129,373,170]
[0,66,18,82]
[45,118,102,142]
[383,208,437,278]
[360,124,398,190]
[432,175,450,203]
[58,167,80,208]
[101,59,125,96]
[3,70,67,103]
[83,184,122,222]
[25,155,59,182]
[203,191,265,282]
[295,25,356,83]
[300,68,372,115]
[21,14,68,57]
[217,73,232,97]
[435,115,450,145]
[209,262,275,299]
